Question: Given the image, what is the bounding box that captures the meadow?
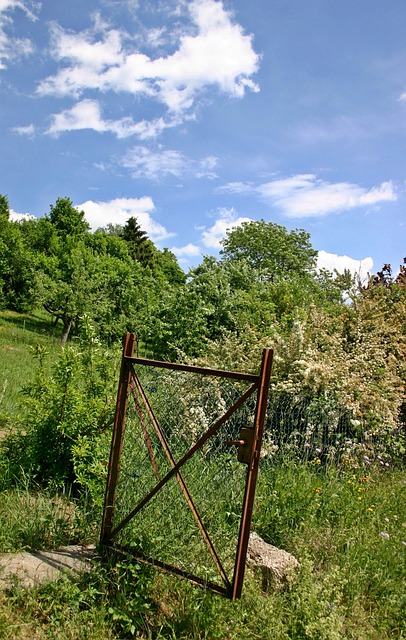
[0,311,404,639]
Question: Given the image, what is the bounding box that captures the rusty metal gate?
[100,333,273,600]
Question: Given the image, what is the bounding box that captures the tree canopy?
[220,219,318,277]
[0,192,404,444]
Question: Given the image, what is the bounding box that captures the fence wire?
[113,364,257,588]
[262,390,372,465]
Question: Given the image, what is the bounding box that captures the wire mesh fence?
[111,362,260,593]
[261,390,389,466]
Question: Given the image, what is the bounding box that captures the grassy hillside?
[0,310,60,428]
[0,312,404,639]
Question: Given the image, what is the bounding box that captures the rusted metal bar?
[231,348,273,600]
[105,377,260,542]
[106,543,228,596]
[130,381,161,481]
[126,357,259,383]
[100,333,135,545]
[131,368,231,590]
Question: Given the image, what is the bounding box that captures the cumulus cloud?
[36,0,259,133]
[77,196,173,240]
[46,99,171,139]
[201,207,251,249]
[0,0,40,69]
[220,174,397,218]
[170,243,202,258]
[317,250,373,281]
[122,145,218,180]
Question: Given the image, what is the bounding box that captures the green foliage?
[3,319,119,493]
[0,309,59,429]
[220,219,318,277]
[0,193,10,220]
[155,247,186,285]
[49,197,90,239]
[0,217,37,311]
[122,216,156,267]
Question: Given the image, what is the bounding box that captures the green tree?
[0,194,10,220]
[155,248,186,285]
[122,217,156,268]
[0,213,36,311]
[49,197,90,239]
[220,219,318,277]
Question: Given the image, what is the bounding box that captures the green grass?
[0,482,97,553]
[0,463,402,639]
[0,309,60,428]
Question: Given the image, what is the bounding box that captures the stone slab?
[0,545,96,589]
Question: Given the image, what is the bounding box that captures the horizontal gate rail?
[127,356,260,383]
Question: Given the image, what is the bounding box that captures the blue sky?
[1,0,405,276]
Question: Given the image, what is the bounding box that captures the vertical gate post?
[231,347,273,600]
[100,332,135,544]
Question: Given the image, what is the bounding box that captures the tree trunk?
[61,317,72,345]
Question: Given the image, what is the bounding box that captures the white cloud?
[9,208,36,221]
[221,174,397,218]
[0,0,40,69]
[399,91,406,102]
[317,250,373,281]
[36,0,259,131]
[77,196,173,240]
[0,1,40,21]
[12,123,35,136]
[122,145,218,180]
[46,99,170,139]
[48,21,123,71]
[171,243,201,258]
[201,207,251,249]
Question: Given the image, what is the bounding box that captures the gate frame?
[100,333,273,600]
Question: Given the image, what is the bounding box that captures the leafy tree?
[220,219,318,277]
[0,194,10,220]
[0,215,36,311]
[155,248,186,285]
[49,197,90,239]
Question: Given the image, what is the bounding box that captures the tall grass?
[0,462,402,639]
[0,309,59,428]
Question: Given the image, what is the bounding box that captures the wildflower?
[384,517,390,523]
[402,541,406,547]
[380,532,390,539]
[304,442,310,448]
